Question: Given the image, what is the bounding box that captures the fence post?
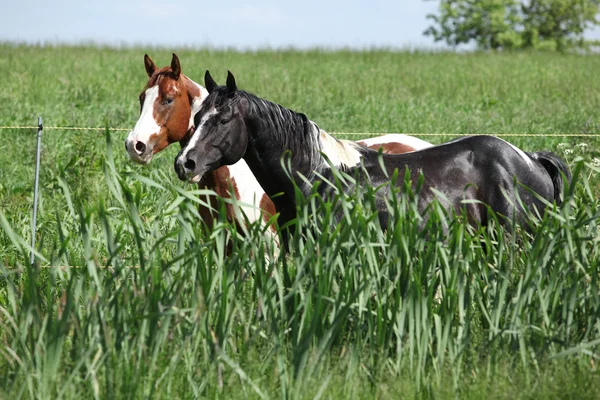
[30,117,43,266]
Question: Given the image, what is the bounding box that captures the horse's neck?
[182,75,208,132]
[242,114,367,247]
[242,113,355,229]
[245,108,365,186]
[243,140,298,206]
[244,116,315,193]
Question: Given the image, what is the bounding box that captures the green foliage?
[425,0,600,50]
[1,136,600,398]
[1,45,600,397]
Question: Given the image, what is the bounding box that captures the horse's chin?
[189,174,202,184]
[127,152,153,165]
[187,163,215,184]
[131,156,152,165]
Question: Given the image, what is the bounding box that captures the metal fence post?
[30,117,43,266]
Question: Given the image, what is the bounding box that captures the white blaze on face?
[126,86,160,161]
[178,107,218,165]
[316,124,362,168]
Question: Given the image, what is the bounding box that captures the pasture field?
[1,44,600,398]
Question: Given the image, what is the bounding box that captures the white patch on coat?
[358,134,433,151]
[226,161,279,248]
[498,138,534,169]
[179,107,218,161]
[315,124,363,168]
[188,80,209,130]
[127,86,160,160]
[227,160,266,224]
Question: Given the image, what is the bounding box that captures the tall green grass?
[1,132,600,398]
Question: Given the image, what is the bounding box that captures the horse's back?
[443,135,558,204]
[357,134,433,153]
[365,135,559,225]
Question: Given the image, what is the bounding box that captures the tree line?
[425,0,600,50]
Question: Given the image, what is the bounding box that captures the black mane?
[198,87,328,175]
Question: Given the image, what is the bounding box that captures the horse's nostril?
[184,159,196,172]
[135,141,146,154]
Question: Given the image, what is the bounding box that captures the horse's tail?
[527,151,572,205]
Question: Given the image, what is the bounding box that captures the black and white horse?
[175,71,571,242]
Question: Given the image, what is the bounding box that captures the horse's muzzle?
[125,136,153,164]
[175,153,203,182]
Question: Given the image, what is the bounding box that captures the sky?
[1,0,599,50]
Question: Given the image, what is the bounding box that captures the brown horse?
[125,54,433,238]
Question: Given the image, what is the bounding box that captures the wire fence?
[2,120,598,270]
[1,125,598,137]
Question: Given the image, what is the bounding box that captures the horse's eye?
[220,118,230,125]
[164,98,174,106]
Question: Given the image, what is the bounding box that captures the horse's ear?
[144,54,156,77]
[226,70,237,94]
[171,53,181,80]
[205,70,218,93]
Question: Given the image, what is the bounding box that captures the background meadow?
[1,44,600,398]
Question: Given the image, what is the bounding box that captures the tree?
[424,0,600,50]
[521,0,600,49]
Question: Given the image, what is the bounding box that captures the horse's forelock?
[145,67,181,90]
